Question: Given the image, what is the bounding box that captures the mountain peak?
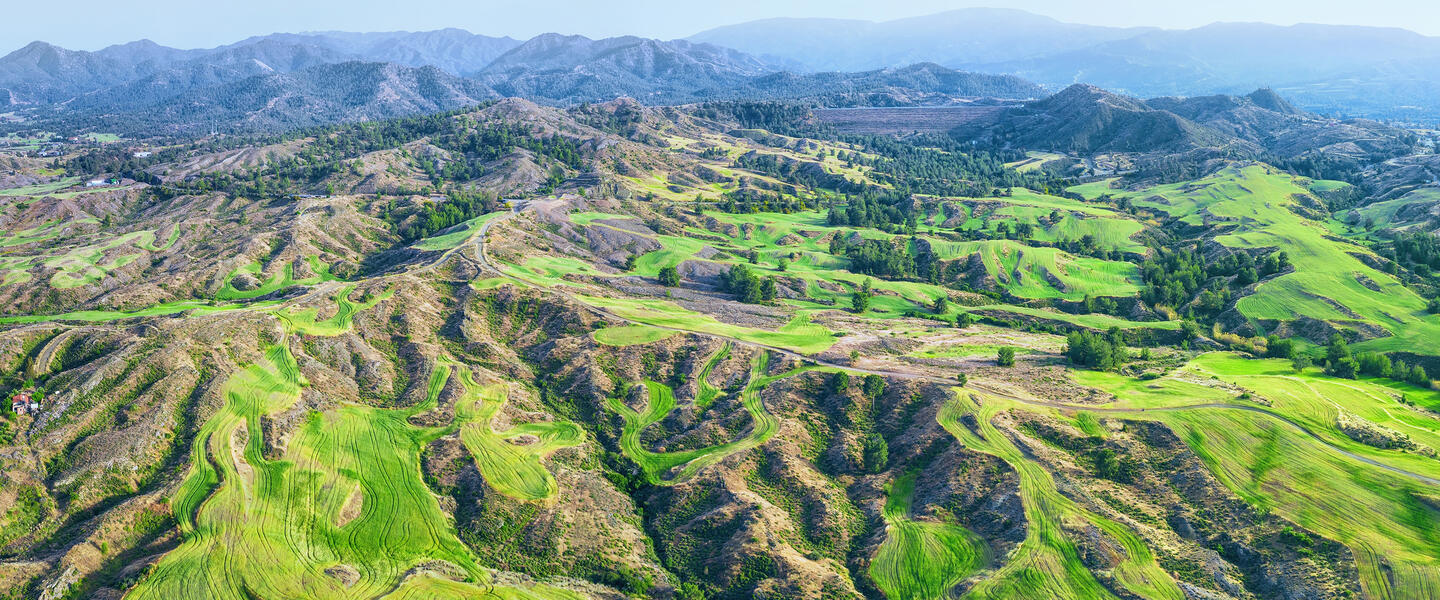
[1246,88,1298,114]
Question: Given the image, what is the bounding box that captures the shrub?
[657,265,681,287]
[997,347,1015,367]
[862,434,889,473]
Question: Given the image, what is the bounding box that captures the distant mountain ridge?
[692,10,1440,122]
[955,83,1412,158]
[0,30,1039,135]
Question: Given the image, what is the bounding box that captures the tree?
[956,372,968,387]
[1326,333,1351,366]
[863,375,885,399]
[955,312,975,328]
[760,277,777,302]
[997,347,1016,367]
[830,372,851,395]
[1179,319,1202,341]
[1410,365,1430,388]
[1429,298,1440,314]
[776,258,789,272]
[851,289,871,313]
[624,254,638,271]
[1291,355,1313,373]
[932,296,949,314]
[862,434,889,474]
[657,265,681,287]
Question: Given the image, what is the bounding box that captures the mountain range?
[692,8,1440,122]
[0,30,1040,135]
[952,84,1413,159]
[7,8,1440,136]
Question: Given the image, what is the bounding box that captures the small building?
[10,391,31,415]
[132,151,152,158]
[86,179,108,187]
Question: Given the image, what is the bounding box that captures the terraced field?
[608,352,822,484]
[869,471,990,600]
[1075,354,1440,599]
[937,394,1185,600]
[218,256,339,300]
[448,362,584,502]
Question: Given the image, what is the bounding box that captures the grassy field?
[609,352,824,484]
[449,362,583,502]
[41,228,180,288]
[132,288,579,598]
[1070,353,1440,599]
[274,286,393,336]
[218,256,338,301]
[577,295,836,354]
[592,325,677,346]
[869,471,990,599]
[1071,164,1440,354]
[0,177,81,197]
[938,394,1185,600]
[0,300,281,325]
[412,212,505,251]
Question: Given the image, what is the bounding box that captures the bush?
[851,290,871,313]
[1065,328,1128,370]
[997,347,1015,367]
[658,265,681,287]
[955,312,975,328]
[862,375,885,399]
[863,434,889,473]
[956,372,968,386]
[1428,298,1440,314]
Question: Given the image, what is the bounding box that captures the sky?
[6,0,1440,52]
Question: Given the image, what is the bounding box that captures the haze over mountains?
[5,7,1440,136]
[693,8,1440,122]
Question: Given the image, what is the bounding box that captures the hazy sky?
[7,0,1440,52]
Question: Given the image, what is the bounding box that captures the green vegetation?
[577,296,835,354]
[0,300,280,325]
[608,353,819,484]
[412,211,505,251]
[274,285,393,336]
[449,362,583,502]
[0,177,81,197]
[218,256,338,300]
[1073,353,1440,598]
[869,472,989,600]
[1073,164,1440,354]
[938,394,1185,600]
[592,325,677,347]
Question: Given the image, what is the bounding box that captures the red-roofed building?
[11,391,31,415]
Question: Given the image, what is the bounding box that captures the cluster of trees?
[1064,328,1129,370]
[826,188,920,232]
[1324,334,1430,386]
[851,279,874,313]
[152,108,583,202]
[719,264,777,304]
[658,266,681,287]
[1388,232,1440,277]
[830,236,939,282]
[692,102,820,137]
[384,188,502,242]
[715,191,816,214]
[1138,248,1289,315]
[844,134,1065,198]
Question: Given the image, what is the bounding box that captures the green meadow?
[938,394,1185,600]
[870,471,990,600]
[1071,164,1440,354]
[1072,353,1440,599]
